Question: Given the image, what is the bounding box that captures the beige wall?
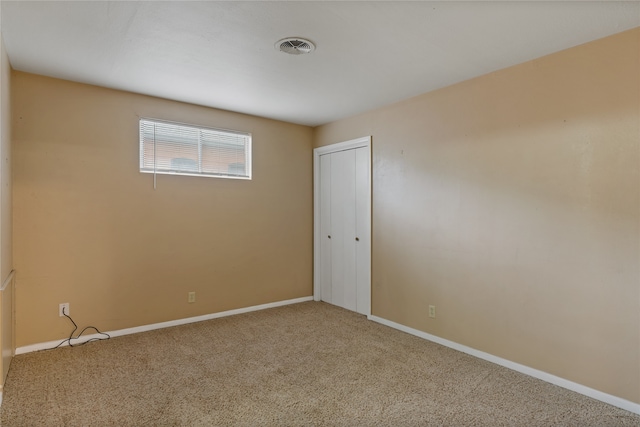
[12,72,313,347]
[315,28,640,404]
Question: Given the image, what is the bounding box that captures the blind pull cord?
[153,123,157,190]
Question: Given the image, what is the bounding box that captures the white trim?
[16,296,313,355]
[368,314,640,415]
[313,136,372,315]
[313,149,322,303]
[314,136,370,156]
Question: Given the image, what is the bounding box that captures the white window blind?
[139,119,252,180]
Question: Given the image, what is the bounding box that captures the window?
[139,119,252,180]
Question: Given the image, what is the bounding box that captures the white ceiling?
[1,1,639,127]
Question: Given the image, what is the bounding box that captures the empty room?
[0,1,638,425]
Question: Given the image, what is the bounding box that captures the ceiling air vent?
[275,38,315,55]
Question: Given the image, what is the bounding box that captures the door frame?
[313,136,372,315]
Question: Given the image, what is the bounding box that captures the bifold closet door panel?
[330,149,358,312]
[319,154,333,304]
[354,146,370,315]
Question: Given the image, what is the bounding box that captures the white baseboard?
[16,296,313,355]
[368,314,640,416]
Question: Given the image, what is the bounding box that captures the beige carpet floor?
[1,301,638,426]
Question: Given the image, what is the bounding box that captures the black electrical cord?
[50,307,111,350]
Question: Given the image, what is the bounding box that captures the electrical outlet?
[428,305,436,318]
[59,303,70,317]
[188,292,196,303]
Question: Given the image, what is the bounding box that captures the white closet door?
[319,154,332,303]
[330,149,357,312]
[354,146,370,315]
[315,137,370,316]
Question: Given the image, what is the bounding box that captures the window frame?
[139,118,252,181]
